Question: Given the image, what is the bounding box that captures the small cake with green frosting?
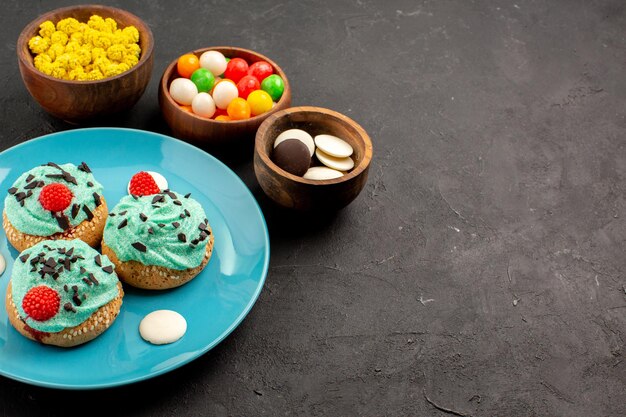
[101,189,214,290]
[6,239,124,347]
[3,162,108,252]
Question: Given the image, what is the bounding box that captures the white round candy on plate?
[139,310,187,345]
[274,129,315,157]
[191,92,216,118]
[315,148,355,171]
[127,171,168,194]
[200,50,228,77]
[212,80,239,109]
[169,78,198,106]
[314,134,353,158]
[303,166,344,180]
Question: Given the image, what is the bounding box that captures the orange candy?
[177,54,200,78]
[215,115,232,121]
[227,97,251,120]
[179,105,193,112]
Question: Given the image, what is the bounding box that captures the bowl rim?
[255,106,374,185]
[17,4,154,85]
[159,46,291,125]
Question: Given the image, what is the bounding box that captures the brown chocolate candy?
[272,138,311,176]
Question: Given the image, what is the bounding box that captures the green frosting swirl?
[11,239,120,333]
[103,191,209,270]
[4,163,105,236]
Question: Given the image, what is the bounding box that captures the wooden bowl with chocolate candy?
[17,5,154,123]
[158,46,291,150]
[254,106,373,211]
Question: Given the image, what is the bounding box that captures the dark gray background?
[1,0,625,416]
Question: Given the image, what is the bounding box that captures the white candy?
[127,171,168,194]
[169,78,198,106]
[303,166,344,180]
[212,81,239,109]
[314,134,353,158]
[315,148,355,171]
[139,310,187,345]
[274,129,315,157]
[191,92,216,118]
[200,50,228,76]
[0,253,5,276]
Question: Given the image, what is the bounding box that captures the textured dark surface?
[0,0,625,416]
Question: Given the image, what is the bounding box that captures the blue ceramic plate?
[0,128,269,389]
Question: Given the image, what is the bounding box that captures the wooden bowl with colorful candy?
[17,5,154,123]
[254,106,373,211]
[159,46,291,149]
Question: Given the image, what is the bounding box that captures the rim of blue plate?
[0,127,270,389]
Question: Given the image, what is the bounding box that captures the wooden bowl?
[17,5,154,123]
[254,106,373,211]
[158,46,292,150]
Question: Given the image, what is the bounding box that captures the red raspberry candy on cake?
[39,183,73,212]
[129,172,161,196]
[22,285,60,321]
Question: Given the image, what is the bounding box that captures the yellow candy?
[50,31,68,46]
[56,17,80,35]
[39,21,56,38]
[29,14,141,81]
[106,44,126,62]
[28,36,50,55]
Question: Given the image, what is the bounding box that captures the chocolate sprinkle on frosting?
[87,181,94,187]
[73,294,82,306]
[178,233,186,243]
[88,273,99,285]
[66,248,74,257]
[24,181,38,190]
[101,265,113,274]
[25,174,35,183]
[132,194,138,200]
[82,205,94,221]
[45,174,65,180]
[72,285,78,292]
[191,239,199,245]
[152,195,165,204]
[166,191,177,199]
[173,200,182,206]
[179,213,186,219]
[93,192,101,207]
[54,213,70,230]
[148,227,154,234]
[64,302,76,312]
[47,162,61,169]
[184,209,190,217]
[118,219,128,229]
[119,210,127,216]
[198,223,207,231]
[8,187,17,195]
[109,212,116,217]
[94,254,102,267]
[184,193,191,198]
[19,254,29,263]
[64,284,68,292]
[78,162,92,173]
[37,181,45,188]
[158,223,165,228]
[82,277,92,286]
[172,222,180,228]
[139,213,148,222]
[132,242,147,252]
[45,257,57,268]
[80,267,87,274]
[71,204,80,219]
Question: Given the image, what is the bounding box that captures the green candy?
[190,68,215,93]
[261,74,284,102]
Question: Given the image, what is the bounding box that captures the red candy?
[129,172,160,196]
[248,60,273,82]
[224,58,248,83]
[237,75,261,99]
[22,286,60,321]
[39,183,73,212]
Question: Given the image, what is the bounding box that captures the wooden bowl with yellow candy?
[17,5,154,123]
